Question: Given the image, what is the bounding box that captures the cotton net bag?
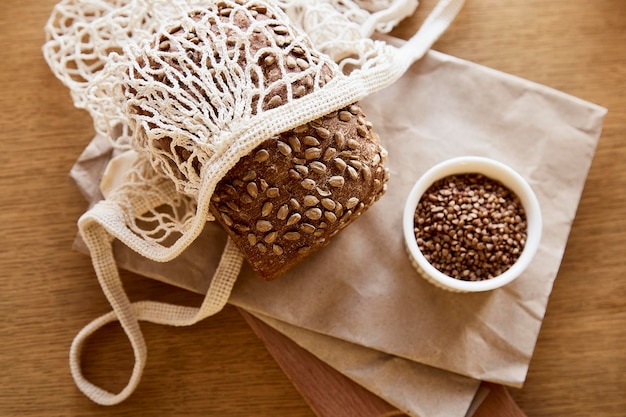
[43,0,464,405]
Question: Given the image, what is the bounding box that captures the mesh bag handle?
[70,213,244,405]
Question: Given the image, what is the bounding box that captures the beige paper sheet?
[71,48,606,415]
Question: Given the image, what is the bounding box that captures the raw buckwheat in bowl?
[403,156,542,292]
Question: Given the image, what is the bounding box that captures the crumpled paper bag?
[71,48,606,416]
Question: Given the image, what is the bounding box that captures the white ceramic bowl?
[403,156,542,292]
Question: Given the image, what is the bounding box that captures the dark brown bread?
[129,1,389,279]
[210,103,388,280]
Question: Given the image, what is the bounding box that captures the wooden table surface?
[1,0,624,416]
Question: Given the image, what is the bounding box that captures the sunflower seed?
[257,243,268,253]
[268,95,282,108]
[284,232,301,241]
[324,211,337,223]
[272,244,284,256]
[256,220,273,232]
[273,25,289,35]
[254,149,270,162]
[347,139,360,150]
[348,160,362,169]
[226,201,241,212]
[321,198,336,211]
[241,194,253,204]
[266,187,280,198]
[316,187,331,197]
[288,136,301,152]
[264,54,276,66]
[323,147,337,161]
[356,126,368,137]
[335,202,344,216]
[333,158,347,171]
[286,213,301,226]
[329,176,345,188]
[296,58,309,70]
[277,204,289,220]
[261,201,273,217]
[298,246,311,254]
[289,198,301,210]
[300,223,316,234]
[295,164,308,175]
[361,164,372,181]
[304,207,322,220]
[309,161,326,174]
[234,224,250,233]
[345,197,359,209]
[242,171,257,182]
[294,85,307,97]
[338,111,352,122]
[246,182,258,198]
[347,166,359,180]
[221,212,233,226]
[224,184,237,195]
[247,234,257,246]
[289,169,301,179]
[303,195,319,207]
[259,179,269,191]
[334,131,346,148]
[277,141,292,156]
[264,231,278,244]
[301,178,316,190]
[158,40,170,51]
[303,136,320,147]
[349,104,361,114]
[286,56,297,69]
[315,127,331,140]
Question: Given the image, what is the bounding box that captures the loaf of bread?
[126,0,389,280]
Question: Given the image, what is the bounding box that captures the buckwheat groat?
[126,0,389,280]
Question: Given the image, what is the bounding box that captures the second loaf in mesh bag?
[120,0,389,280]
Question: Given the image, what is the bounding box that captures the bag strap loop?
[70,216,243,405]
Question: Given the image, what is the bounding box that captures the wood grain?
[1,0,624,416]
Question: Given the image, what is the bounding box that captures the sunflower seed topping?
[261,201,273,217]
[300,223,316,234]
[284,232,301,241]
[301,178,316,190]
[346,197,359,209]
[303,136,320,146]
[264,231,278,244]
[303,195,320,207]
[256,220,273,232]
[247,182,258,198]
[304,208,322,220]
[309,161,327,174]
[321,198,336,210]
[286,213,301,226]
[277,204,289,220]
[324,211,337,223]
[277,141,292,156]
[272,244,284,256]
[288,136,301,152]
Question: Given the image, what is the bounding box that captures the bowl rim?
[403,156,543,292]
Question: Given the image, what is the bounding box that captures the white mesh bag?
[43,0,464,405]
